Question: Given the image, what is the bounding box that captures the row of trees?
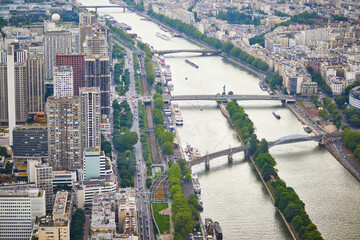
[70,208,84,240]
[225,43,269,72]
[226,101,255,142]
[138,101,153,188]
[272,180,323,240]
[225,101,323,240]
[323,97,342,128]
[117,151,136,187]
[137,41,152,58]
[113,100,133,131]
[168,164,202,239]
[152,93,175,156]
[116,69,131,96]
[106,20,135,45]
[341,126,360,163]
[112,43,126,59]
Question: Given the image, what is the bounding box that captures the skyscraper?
[53,66,73,97]
[0,44,28,144]
[47,96,81,171]
[27,55,45,114]
[80,87,101,149]
[79,25,92,54]
[44,31,72,79]
[56,54,85,96]
[85,55,110,115]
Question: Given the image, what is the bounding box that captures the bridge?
[79,5,127,12]
[152,49,221,55]
[163,94,296,103]
[189,133,341,168]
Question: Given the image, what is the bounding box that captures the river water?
[79,1,360,239]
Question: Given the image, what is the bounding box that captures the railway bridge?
[189,133,341,169]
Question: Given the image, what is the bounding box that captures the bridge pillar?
[281,100,285,105]
[228,145,233,163]
[205,153,210,170]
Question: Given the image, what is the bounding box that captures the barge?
[185,59,199,69]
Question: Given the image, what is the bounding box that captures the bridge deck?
[164,94,293,102]
[189,133,341,166]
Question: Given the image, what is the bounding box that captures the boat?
[161,27,170,32]
[205,218,214,236]
[140,18,150,21]
[259,81,268,91]
[192,174,201,194]
[173,103,183,125]
[156,32,170,40]
[272,111,280,119]
[117,22,132,30]
[185,59,199,69]
[214,221,222,239]
[303,125,312,133]
[193,148,201,158]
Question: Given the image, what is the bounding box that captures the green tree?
[176,158,187,173]
[154,98,165,110]
[153,108,164,125]
[162,141,174,155]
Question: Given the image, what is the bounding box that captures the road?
[111,38,154,240]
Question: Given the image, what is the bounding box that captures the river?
[78,1,360,239]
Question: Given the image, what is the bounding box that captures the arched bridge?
[163,94,296,103]
[152,49,221,55]
[189,133,341,168]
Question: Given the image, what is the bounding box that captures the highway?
[111,39,154,240]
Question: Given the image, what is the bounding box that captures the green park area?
[152,202,170,234]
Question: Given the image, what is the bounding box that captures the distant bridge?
[79,5,127,12]
[152,49,221,55]
[189,133,341,168]
[163,94,296,103]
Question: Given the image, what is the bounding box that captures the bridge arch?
[269,134,320,147]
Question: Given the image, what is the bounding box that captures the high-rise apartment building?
[35,163,54,211]
[80,87,101,149]
[53,66,73,97]
[44,31,72,79]
[0,188,46,240]
[0,44,28,144]
[47,96,81,171]
[56,54,85,96]
[85,55,110,115]
[27,55,45,113]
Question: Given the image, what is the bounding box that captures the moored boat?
[192,174,201,194]
[185,59,199,69]
[156,32,170,40]
[214,221,222,239]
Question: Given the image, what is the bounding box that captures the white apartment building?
[53,65,73,97]
[80,87,101,149]
[73,175,117,209]
[0,188,46,240]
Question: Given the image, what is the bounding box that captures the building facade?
[53,65,73,97]
[47,96,82,171]
[12,126,48,157]
[0,188,46,240]
[27,55,45,114]
[83,149,101,181]
[349,86,360,110]
[84,55,110,115]
[35,163,54,211]
[44,31,72,79]
[80,87,101,149]
[56,54,85,96]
